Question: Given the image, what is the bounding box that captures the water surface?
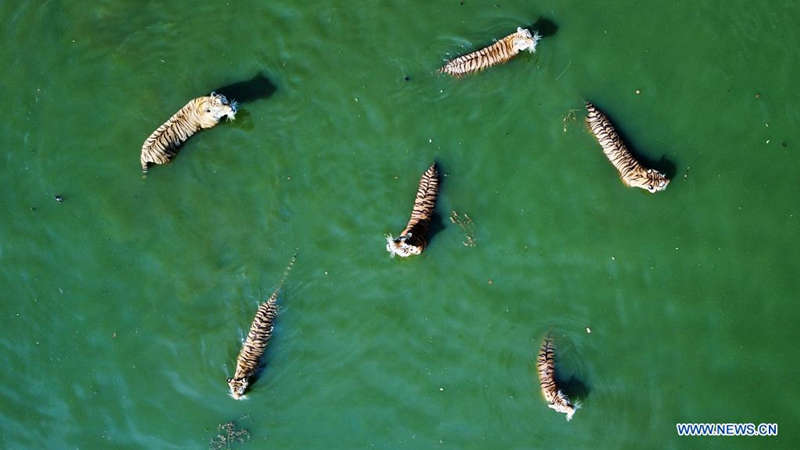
[1,1,799,448]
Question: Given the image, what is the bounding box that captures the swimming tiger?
[585,102,669,193]
[439,27,540,77]
[227,255,296,399]
[140,92,237,172]
[537,336,577,421]
[386,163,440,257]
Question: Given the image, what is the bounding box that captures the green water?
[2,1,799,448]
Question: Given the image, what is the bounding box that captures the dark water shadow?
[427,212,446,249]
[426,161,446,249]
[585,101,677,180]
[213,72,277,104]
[557,373,591,403]
[529,17,559,38]
[250,362,269,390]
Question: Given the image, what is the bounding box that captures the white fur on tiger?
[140,92,237,172]
[537,337,577,421]
[585,102,669,193]
[440,27,540,77]
[386,163,440,257]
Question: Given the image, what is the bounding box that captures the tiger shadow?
[213,72,277,104]
[527,17,559,38]
[426,161,447,250]
[557,372,591,403]
[427,212,446,250]
[585,102,677,180]
[212,73,277,131]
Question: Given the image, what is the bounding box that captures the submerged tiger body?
[140,92,237,172]
[227,255,296,399]
[386,163,440,257]
[227,291,279,399]
[537,337,577,421]
[439,27,540,77]
[585,102,669,193]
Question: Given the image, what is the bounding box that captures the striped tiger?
[585,102,669,193]
[537,336,577,421]
[386,163,440,257]
[439,27,540,77]
[227,255,296,399]
[140,92,237,172]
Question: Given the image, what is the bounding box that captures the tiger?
[386,163,440,257]
[140,92,237,172]
[537,336,577,421]
[585,102,669,193]
[227,255,296,399]
[439,27,540,77]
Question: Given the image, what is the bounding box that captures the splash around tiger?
[386,163,440,257]
[140,92,237,172]
[439,27,541,77]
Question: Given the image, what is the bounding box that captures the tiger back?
[227,291,279,399]
[227,255,296,399]
[537,337,577,421]
[140,92,237,172]
[585,102,669,193]
[386,163,440,257]
[439,27,540,77]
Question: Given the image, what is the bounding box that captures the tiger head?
[226,376,249,400]
[640,168,670,193]
[385,233,422,258]
[196,92,238,128]
[512,27,541,54]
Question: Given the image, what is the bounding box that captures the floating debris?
[449,210,476,247]
[561,109,578,134]
[209,422,250,450]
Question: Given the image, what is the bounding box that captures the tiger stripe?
[440,27,540,77]
[227,291,278,399]
[227,255,296,399]
[537,336,577,421]
[386,163,440,257]
[585,102,670,193]
[140,93,237,172]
